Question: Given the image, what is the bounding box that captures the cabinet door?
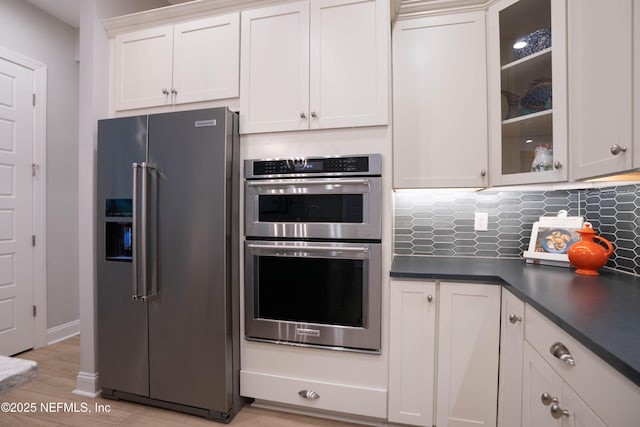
[436,283,501,427]
[172,13,240,105]
[487,0,568,185]
[388,280,436,426]
[309,0,389,129]
[393,12,488,188]
[113,26,173,111]
[522,343,562,427]
[568,0,634,179]
[498,288,525,427]
[240,2,310,134]
[562,384,607,427]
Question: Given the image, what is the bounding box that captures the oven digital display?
[255,256,364,328]
[258,194,364,223]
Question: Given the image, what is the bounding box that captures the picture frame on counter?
[523,213,584,267]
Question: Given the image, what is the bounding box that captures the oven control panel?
[246,154,381,178]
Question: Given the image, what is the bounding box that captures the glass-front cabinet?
[487,0,567,185]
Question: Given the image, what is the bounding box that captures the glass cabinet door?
[488,0,567,185]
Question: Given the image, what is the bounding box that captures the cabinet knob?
[541,392,558,406]
[298,389,320,400]
[427,295,433,303]
[610,144,628,155]
[162,88,169,95]
[311,111,318,118]
[550,342,576,366]
[171,88,178,95]
[480,169,487,177]
[553,161,562,169]
[508,314,522,324]
[550,404,570,419]
[300,112,307,119]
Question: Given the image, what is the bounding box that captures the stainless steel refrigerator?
[96,107,243,422]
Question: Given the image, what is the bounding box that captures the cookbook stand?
[523,210,584,267]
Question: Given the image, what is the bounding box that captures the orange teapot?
[567,223,614,275]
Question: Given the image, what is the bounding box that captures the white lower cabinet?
[388,281,436,425]
[524,305,640,426]
[388,280,500,426]
[497,288,525,427]
[523,342,605,427]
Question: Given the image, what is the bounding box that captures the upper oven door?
[245,176,382,240]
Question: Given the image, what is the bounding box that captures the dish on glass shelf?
[512,28,551,60]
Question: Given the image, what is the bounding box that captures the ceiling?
[23,0,193,28]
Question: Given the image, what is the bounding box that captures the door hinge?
[32,163,39,177]
[33,305,37,317]
[32,93,36,106]
[32,235,36,246]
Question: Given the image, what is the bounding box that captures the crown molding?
[102,0,287,36]
[395,0,491,19]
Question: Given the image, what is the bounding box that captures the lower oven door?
[244,240,381,353]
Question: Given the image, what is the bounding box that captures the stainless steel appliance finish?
[244,154,383,353]
[97,108,243,422]
[244,240,382,352]
[244,154,382,240]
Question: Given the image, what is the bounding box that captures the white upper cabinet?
[487,0,568,185]
[392,12,488,188]
[240,0,389,134]
[240,2,310,133]
[112,13,240,111]
[568,0,635,180]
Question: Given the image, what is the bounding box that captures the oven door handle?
[246,243,370,253]
[246,179,371,187]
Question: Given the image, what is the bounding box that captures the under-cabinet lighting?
[525,139,534,144]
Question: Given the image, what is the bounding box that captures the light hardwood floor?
[0,336,365,427]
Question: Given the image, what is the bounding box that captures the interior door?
[148,108,233,412]
[0,57,35,356]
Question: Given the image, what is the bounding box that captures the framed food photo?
[523,215,584,267]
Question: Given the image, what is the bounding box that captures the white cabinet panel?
[114,26,174,110]
[498,288,525,427]
[436,283,501,427]
[112,13,240,111]
[240,0,388,134]
[309,0,388,129]
[173,14,240,104]
[393,12,488,188]
[240,2,309,134]
[388,280,436,426]
[569,0,634,179]
[522,343,563,427]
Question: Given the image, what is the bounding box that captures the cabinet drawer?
[525,305,640,425]
[240,370,387,419]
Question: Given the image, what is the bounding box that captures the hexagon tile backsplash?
[393,183,640,276]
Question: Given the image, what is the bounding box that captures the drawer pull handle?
[298,389,320,400]
[541,392,558,406]
[509,314,522,324]
[550,404,570,419]
[550,342,576,366]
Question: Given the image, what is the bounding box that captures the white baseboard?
[73,371,100,398]
[47,319,80,345]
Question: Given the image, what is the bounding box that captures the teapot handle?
[593,235,614,257]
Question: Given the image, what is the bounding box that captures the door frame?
[0,46,47,349]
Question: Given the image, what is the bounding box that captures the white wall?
[0,0,79,332]
[75,0,170,397]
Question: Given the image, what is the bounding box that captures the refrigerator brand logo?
[194,119,217,127]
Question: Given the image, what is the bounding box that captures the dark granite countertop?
[390,256,640,388]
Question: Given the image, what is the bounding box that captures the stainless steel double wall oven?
[244,154,382,352]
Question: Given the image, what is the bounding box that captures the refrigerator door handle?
[132,162,141,301]
[139,162,157,301]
